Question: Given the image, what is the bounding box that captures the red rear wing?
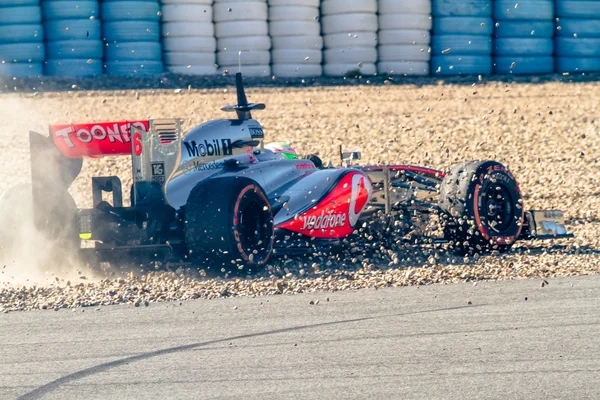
[51,120,149,158]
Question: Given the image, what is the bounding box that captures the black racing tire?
[439,160,524,254]
[184,177,274,275]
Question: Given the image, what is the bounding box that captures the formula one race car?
[28,73,572,275]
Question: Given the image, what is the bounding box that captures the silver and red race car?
[28,73,572,275]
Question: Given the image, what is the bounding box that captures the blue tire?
[555,37,600,56]
[431,55,492,75]
[44,19,101,41]
[494,1,553,20]
[0,42,44,63]
[432,17,493,35]
[0,0,38,6]
[42,1,99,20]
[104,41,161,61]
[102,21,160,42]
[105,60,163,76]
[555,1,600,18]
[0,24,43,44]
[556,56,600,72]
[493,56,554,74]
[494,20,554,38]
[555,18,600,38]
[0,62,42,77]
[0,6,41,24]
[432,35,492,55]
[44,59,102,76]
[494,37,553,56]
[100,1,161,21]
[432,0,492,17]
[46,40,103,59]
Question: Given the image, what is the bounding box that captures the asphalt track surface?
[1,275,599,400]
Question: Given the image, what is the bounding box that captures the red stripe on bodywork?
[362,165,446,178]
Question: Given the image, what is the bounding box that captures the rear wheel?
[184,177,274,276]
[439,161,524,254]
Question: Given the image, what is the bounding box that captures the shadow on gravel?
[2,71,600,93]
[17,303,480,400]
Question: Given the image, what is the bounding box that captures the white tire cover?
[323,62,376,76]
[271,35,322,49]
[269,5,319,21]
[105,41,162,61]
[269,20,320,36]
[162,22,214,37]
[217,49,270,65]
[105,60,164,76]
[161,4,213,22]
[44,58,102,77]
[378,61,429,75]
[324,32,377,48]
[214,2,267,22]
[321,14,378,34]
[324,47,377,63]
[215,21,268,37]
[167,65,217,75]
[267,0,319,6]
[271,48,321,63]
[321,0,376,16]
[218,64,271,77]
[100,2,161,21]
[163,36,217,52]
[378,29,430,45]
[379,13,432,30]
[218,35,271,51]
[378,0,431,14]
[164,51,215,65]
[161,0,211,4]
[272,63,322,77]
[378,44,431,62]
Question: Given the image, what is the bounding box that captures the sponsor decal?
[295,163,315,170]
[51,120,149,158]
[249,127,264,138]
[150,162,166,185]
[348,174,373,227]
[301,210,347,230]
[183,139,232,158]
[184,159,225,174]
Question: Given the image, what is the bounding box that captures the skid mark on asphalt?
[17,304,481,400]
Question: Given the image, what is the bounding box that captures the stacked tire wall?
[377,0,431,76]
[269,0,322,78]
[321,0,378,76]
[431,0,493,76]
[214,0,271,77]
[43,0,102,77]
[0,0,44,77]
[493,0,554,75]
[555,0,600,73]
[161,0,216,76]
[101,0,163,76]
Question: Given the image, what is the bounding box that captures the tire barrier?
[0,0,43,77]
[321,0,378,76]
[42,0,101,77]
[555,0,600,73]
[102,0,163,76]
[377,0,431,76]
[215,0,271,77]
[162,0,215,76]
[493,0,554,75]
[431,0,492,76]
[269,0,322,78]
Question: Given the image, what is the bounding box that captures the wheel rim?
[237,192,273,263]
[483,183,514,234]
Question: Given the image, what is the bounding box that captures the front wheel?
[184,177,274,276]
[439,160,524,254]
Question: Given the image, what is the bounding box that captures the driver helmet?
[265,142,299,159]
